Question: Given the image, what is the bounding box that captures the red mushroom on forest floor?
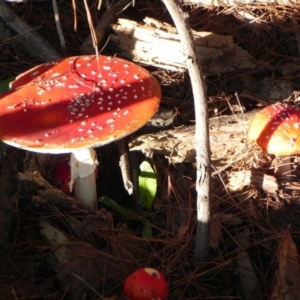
[0,55,161,211]
[123,267,169,300]
[248,103,300,178]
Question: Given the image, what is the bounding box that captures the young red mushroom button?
[0,55,161,211]
[248,103,300,155]
[248,103,300,178]
[123,267,169,300]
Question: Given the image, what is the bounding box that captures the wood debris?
[109,17,259,75]
[130,109,258,164]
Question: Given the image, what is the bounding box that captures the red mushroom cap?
[0,55,160,153]
[248,103,300,155]
[123,267,168,300]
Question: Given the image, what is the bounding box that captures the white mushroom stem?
[70,148,98,211]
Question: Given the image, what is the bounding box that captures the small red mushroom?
[0,55,161,210]
[123,267,168,300]
[248,103,300,155]
[248,103,300,178]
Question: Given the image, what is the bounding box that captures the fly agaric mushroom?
[248,103,300,155]
[0,55,161,211]
[123,267,168,300]
[248,103,300,177]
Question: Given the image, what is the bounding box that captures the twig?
[117,140,134,195]
[52,0,66,52]
[0,1,61,62]
[82,0,99,55]
[81,0,132,54]
[161,0,211,263]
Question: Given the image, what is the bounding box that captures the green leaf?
[98,196,153,238]
[98,196,150,224]
[138,161,157,211]
[0,77,14,93]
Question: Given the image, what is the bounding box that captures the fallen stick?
[161,0,211,263]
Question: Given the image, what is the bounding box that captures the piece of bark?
[117,140,134,195]
[18,171,85,210]
[129,109,259,164]
[0,1,61,62]
[228,170,278,194]
[109,17,259,75]
[271,231,300,300]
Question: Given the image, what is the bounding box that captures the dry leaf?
[271,231,300,300]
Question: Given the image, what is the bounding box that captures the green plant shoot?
[138,160,157,211]
[98,196,150,224]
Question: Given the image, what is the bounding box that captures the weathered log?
[129,109,260,164]
[129,109,284,193]
[109,17,259,75]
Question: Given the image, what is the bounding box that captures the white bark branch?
[161,0,211,263]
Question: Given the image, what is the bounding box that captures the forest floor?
[1,0,300,299]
